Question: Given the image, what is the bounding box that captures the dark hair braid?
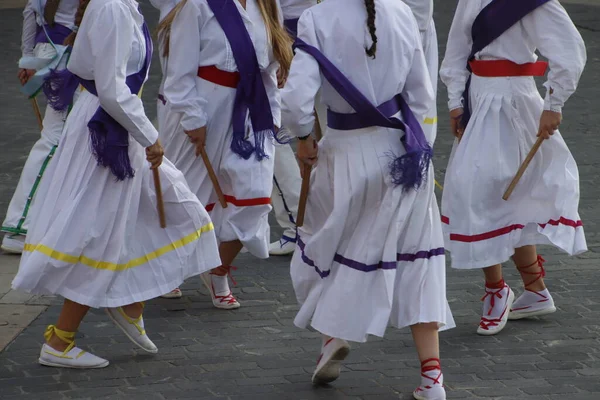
[364,0,377,58]
[44,0,61,26]
[63,0,90,46]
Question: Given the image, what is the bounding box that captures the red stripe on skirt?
[205,195,271,212]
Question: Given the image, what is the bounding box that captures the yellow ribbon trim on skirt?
[23,222,214,272]
[424,117,438,125]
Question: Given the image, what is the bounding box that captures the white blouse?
[280,0,317,20]
[162,0,281,132]
[21,0,79,57]
[402,0,433,34]
[67,0,158,148]
[282,0,433,138]
[440,0,586,113]
[149,0,181,21]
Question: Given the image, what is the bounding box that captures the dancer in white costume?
[403,0,437,144]
[283,0,453,398]
[1,0,78,254]
[440,0,587,336]
[267,0,317,256]
[158,0,292,309]
[11,0,221,368]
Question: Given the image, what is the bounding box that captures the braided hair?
[43,0,61,26]
[63,0,91,46]
[364,0,377,58]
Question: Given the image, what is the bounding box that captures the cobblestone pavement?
[1,1,599,399]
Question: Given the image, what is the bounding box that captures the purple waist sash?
[284,18,299,38]
[461,0,551,127]
[327,94,405,131]
[35,24,72,45]
[294,37,432,191]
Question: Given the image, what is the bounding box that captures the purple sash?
[35,23,73,45]
[206,0,275,161]
[461,0,551,127]
[294,38,432,191]
[284,18,299,38]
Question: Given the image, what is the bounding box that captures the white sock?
[512,288,552,309]
[211,274,231,297]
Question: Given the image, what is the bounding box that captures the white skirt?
[12,91,222,308]
[160,79,274,258]
[291,126,455,343]
[422,19,438,145]
[442,74,587,269]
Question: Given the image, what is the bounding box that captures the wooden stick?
[31,98,43,130]
[152,168,167,228]
[313,109,323,141]
[503,136,545,201]
[200,147,227,209]
[296,163,312,227]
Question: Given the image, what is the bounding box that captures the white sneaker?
[160,288,183,299]
[413,360,446,400]
[509,288,556,320]
[477,282,515,336]
[1,235,25,255]
[312,337,350,385]
[106,307,158,353]
[200,272,240,309]
[39,343,109,369]
[268,236,296,256]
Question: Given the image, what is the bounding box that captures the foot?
[39,343,109,369]
[413,359,446,400]
[106,307,158,353]
[312,337,350,385]
[1,235,25,255]
[268,236,296,256]
[509,288,556,320]
[477,281,515,336]
[200,272,240,310]
[160,288,182,299]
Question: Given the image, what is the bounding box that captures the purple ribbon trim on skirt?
[284,18,299,38]
[297,236,445,279]
[461,0,551,128]
[35,24,72,46]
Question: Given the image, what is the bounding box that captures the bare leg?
[212,240,243,276]
[121,302,144,319]
[47,299,89,351]
[513,245,546,291]
[410,322,440,366]
[483,264,503,286]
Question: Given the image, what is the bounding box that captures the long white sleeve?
[21,1,37,58]
[402,0,433,34]
[439,0,473,111]
[523,1,587,113]
[263,60,282,128]
[281,10,322,137]
[85,1,158,147]
[402,14,435,123]
[162,0,207,131]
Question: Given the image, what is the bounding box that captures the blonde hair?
[158,0,293,75]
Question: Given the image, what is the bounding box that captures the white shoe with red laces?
[312,337,350,385]
[413,358,446,400]
[509,255,556,320]
[160,288,183,299]
[477,280,514,336]
[201,270,240,310]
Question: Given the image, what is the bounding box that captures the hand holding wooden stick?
[503,136,545,201]
[200,147,227,209]
[152,168,167,228]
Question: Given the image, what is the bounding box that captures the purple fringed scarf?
[294,38,432,191]
[461,0,552,128]
[44,21,152,180]
[206,0,276,161]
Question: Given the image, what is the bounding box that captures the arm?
[402,0,433,35]
[402,12,435,123]
[162,0,207,131]
[86,2,158,147]
[263,61,281,128]
[281,10,322,138]
[439,0,473,111]
[523,1,587,113]
[21,1,37,58]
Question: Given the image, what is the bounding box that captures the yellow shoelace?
[44,325,76,355]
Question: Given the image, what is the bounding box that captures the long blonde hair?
[158,0,293,75]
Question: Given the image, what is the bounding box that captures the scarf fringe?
[89,122,135,181]
[42,68,79,112]
[388,146,432,191]
[230,129,272,161]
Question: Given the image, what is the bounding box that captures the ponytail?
[64,0,91,46]
[364,0,377,58]
[44,0,61,26]
[156,0,188,58]
[256,0,294,77]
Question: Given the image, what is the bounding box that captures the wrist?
[297,134,312,141]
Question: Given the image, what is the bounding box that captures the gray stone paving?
[1,1,600,399]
